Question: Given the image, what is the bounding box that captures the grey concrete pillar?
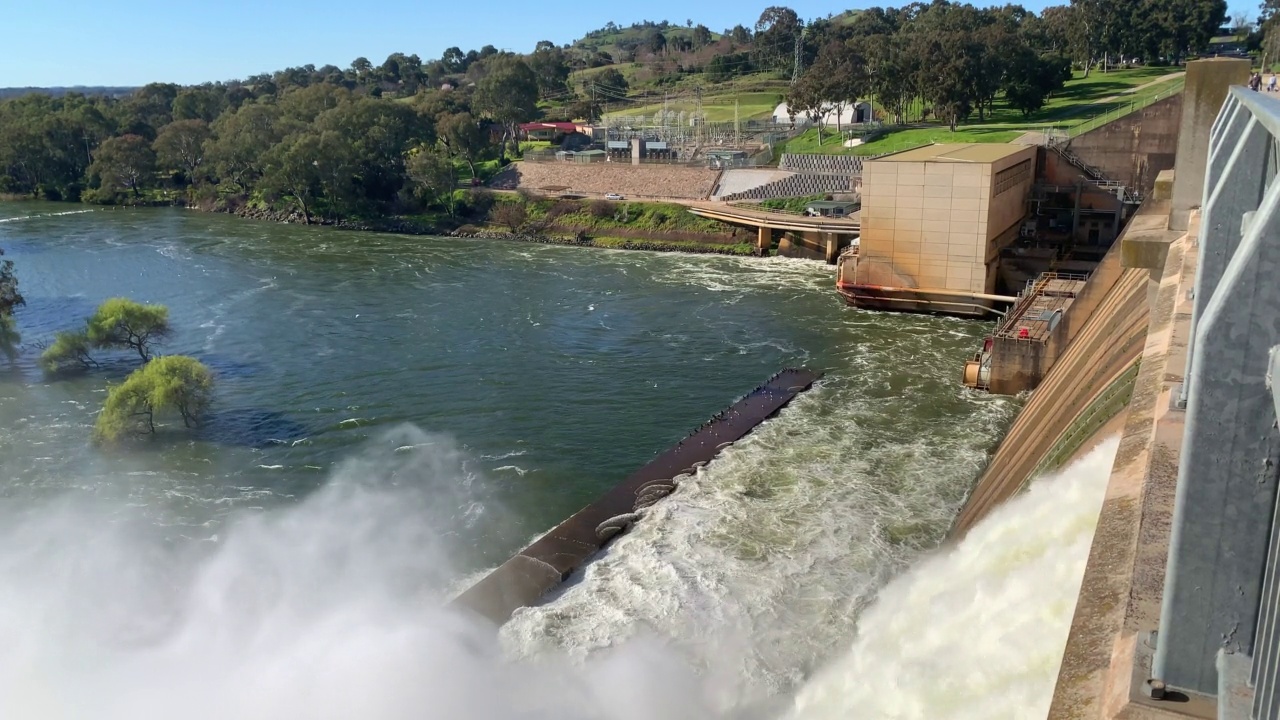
[1171,58,1251,231]
[1154,175,1280,694]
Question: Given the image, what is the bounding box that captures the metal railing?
[1148,85,1280,719]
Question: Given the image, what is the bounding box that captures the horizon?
[3,0,1253,89]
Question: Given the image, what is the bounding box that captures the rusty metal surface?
[450,368,823,626]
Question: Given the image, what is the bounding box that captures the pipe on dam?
[450,368,824,626]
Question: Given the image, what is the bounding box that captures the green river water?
[0,202,1020,718]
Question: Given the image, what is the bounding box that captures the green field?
[603,90,782,123]
[775,66,1185,157]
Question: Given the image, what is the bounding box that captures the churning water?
[0,204,1108,719]
[791,437,1120,719]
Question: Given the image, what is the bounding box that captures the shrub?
[467,188,496,216]
[588,200,616,219]
[491,202,528,233]
[93,356,213,444]
[39,331,95,375]
[546,200,578,222]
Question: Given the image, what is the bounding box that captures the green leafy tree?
[0,246,21,317]
[407,146,458,215]
[528,44,571,98]
[38,330,95,375]
[473,55,539,162]
[153,119,212,185]
[0,314,18,365]
[206,102,282,190]
[93,355,214,443]
[438,111,489,179]
[86,298,171,362]
[754,6,803,74]
[592,67,629,94]
[260,132,323,224]
[89,134,156,198]
[0,247,21,363]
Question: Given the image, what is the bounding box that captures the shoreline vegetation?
[0,192,762,257]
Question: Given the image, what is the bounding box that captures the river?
[0,203,1020,718]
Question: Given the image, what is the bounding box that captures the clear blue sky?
[3,0,1254,88]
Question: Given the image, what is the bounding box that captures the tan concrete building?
[838,143,1037,316]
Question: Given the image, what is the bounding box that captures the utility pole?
[695,85,704,150]
[734,97,740,147]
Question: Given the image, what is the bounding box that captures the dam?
[0,64,1274,720]
[945,58,1280,719]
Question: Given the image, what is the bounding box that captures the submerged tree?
[86,298,171,362]
[38,330,96,375]
[0,246,21,363]
[93,355,214,444]
[0,314,18,364]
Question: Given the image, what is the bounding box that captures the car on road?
[604,193,624,200]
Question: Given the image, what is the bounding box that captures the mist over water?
[0,428,727,720]
[0,205,1035,718]
[790,437,1121,720]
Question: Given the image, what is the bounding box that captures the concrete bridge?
[955,58,1280,718]
[686,202,860,261]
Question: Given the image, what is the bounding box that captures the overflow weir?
[451,368,822,625]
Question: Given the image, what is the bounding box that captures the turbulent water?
[0,203,1034,718]
[791,437,1119,719]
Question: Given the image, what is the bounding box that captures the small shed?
[573,149,607,163]
[805,200,857,218]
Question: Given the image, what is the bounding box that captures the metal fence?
[1149,85,1280,719]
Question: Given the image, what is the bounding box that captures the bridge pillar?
[756,226,772,255]
[1153,167,1280,695]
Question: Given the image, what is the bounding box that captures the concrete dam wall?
[951,237,1153,537]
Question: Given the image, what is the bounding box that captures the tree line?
[0,51,553,223]
[0,0,1228,220]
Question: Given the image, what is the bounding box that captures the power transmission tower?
[791,24,806,85]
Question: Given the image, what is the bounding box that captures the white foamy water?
[789,436,1120,720]
[500,380,1013,714]
[0,209,95,223]
[0,427,733,720]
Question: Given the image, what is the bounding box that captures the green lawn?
[776,66,1185,157]
[603,90,782,123]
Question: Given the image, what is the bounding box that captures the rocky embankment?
[229,205,441,235]
[449,227,756,256]
[223,205,755,256]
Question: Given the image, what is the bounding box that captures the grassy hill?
[774,66,1186,157]
[571,23,720,58]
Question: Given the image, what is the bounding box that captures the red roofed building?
[518,122,586,141]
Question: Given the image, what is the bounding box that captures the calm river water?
[0,202,1019,718]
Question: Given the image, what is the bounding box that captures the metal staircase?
[1045,136,1143,205]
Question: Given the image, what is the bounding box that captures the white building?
[772,101,873,127]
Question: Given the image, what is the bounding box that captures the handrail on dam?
[1146,86,1280,719]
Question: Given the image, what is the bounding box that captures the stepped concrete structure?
[950,59,1280,719]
